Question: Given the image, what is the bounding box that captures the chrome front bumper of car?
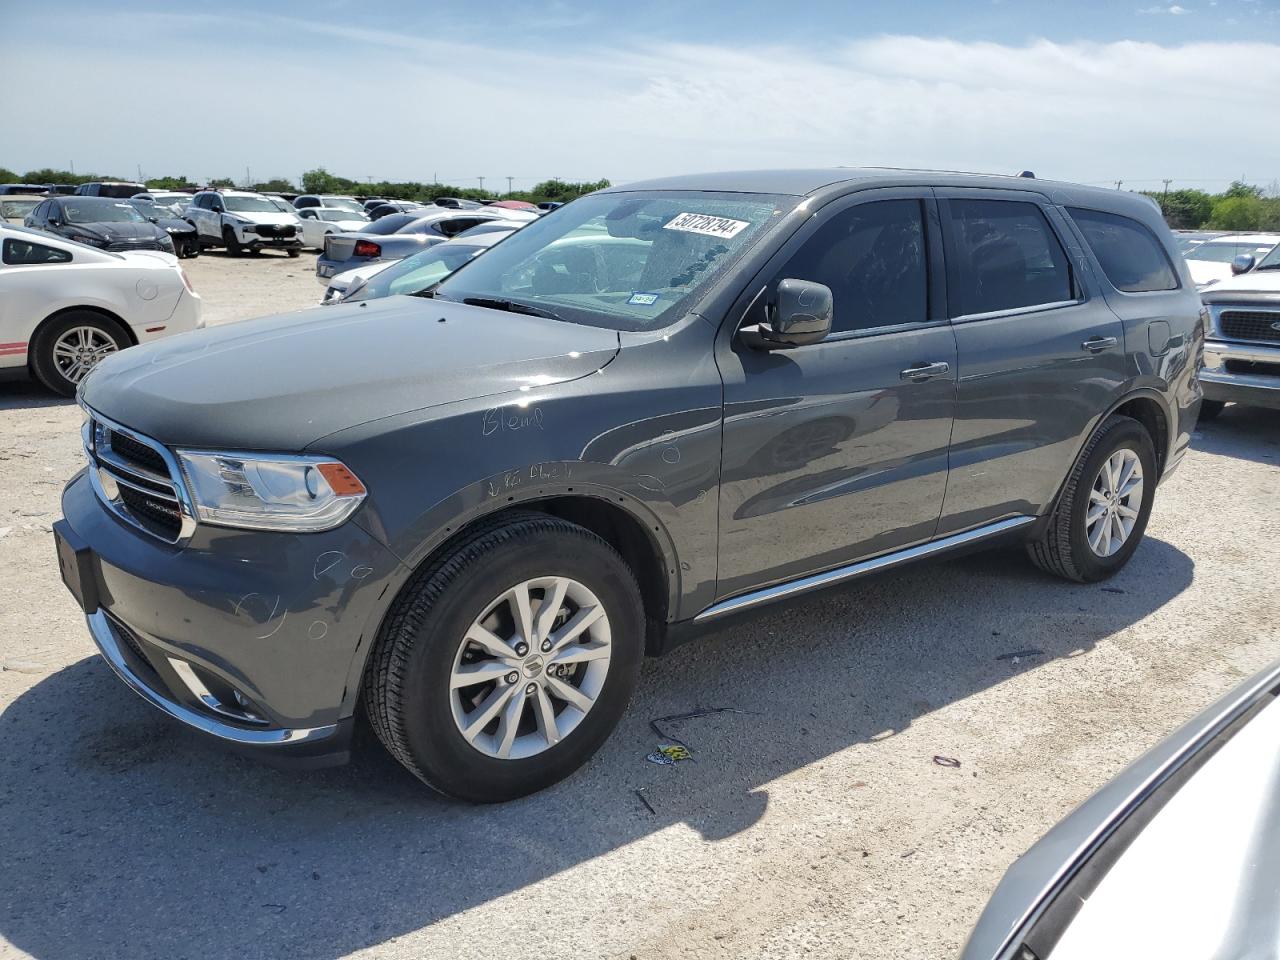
[1201,339,1280,409]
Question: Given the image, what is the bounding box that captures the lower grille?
[1220,310,1280,344]
[105,240,163,252]
[1225,359,1280,378]
[254,224,296,238]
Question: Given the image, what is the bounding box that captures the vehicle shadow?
[0,379,72,411]
[0,539,1193,959]
[1192,405,1280,466]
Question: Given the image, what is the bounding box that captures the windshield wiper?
[462,296,566,322]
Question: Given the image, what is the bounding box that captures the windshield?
[1187,239,1279,263]
[1255,244,1280,270]
[435,190,794,331]
[63,200,146,224]
[128,200,165,218]
[317,209,368,222]
[267,197,293,212]
[223,196,283,214]
[1,198,39,218]
[348,244,488,302]
[321,196,364,213]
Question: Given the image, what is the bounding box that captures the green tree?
[209,177,236,189]
[23,167,103,186]
[1148,188,1213,229]
[252,178,297,193]
[300,168,357,194]
[1222,180,1264,201]
[0,167,18,183]
[146,175,195,191]
[1209,196,1264,230]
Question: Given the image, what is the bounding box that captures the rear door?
[714,188,957,600]
[934,188,1126,534]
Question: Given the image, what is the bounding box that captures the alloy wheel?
[449,576,611,760]
[1086,448,1144,558]
[51,326,118,385]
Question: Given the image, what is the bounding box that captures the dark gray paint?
[62,168,1204,752]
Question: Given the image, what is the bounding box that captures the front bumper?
[233,224,301,249]
[1200,339,1280,410]
[57,470,405,764]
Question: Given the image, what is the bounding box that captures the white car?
[1184,233,1280,287]
[0,224,202,395]
[296,207,372,251]
[185,190,303,257]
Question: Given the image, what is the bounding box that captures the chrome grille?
[83,409,194,543]
[1219,310,1280,345]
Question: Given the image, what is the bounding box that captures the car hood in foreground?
[1199,269,1280,299]
[81,297,619,451]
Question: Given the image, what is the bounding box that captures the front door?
[933,190,1128,533]
[714,190,957,601]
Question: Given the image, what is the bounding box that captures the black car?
[128,199,199,258]
[25,196,175,254]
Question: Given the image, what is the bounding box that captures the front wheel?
[1028,414,1157,582]
[363,512,644,802]
[221,225,243,256]
[286,247,301,258]
[30,311,130,397]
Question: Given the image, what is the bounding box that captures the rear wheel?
[1198,399,1226,422]
[363,512,644,802]
[1027,414,1157,582]
[31,311,130,397]
[221,225,242,256]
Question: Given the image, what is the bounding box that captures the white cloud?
[1138,4,1191,12]
[3,25,1277,191]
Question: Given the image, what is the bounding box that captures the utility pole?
[506,176,514,197]
[245,166,252,189]
[138,163,144,184]
[1114,180,1123,191]
[478,176,485,194]
[1161,178,1172,217]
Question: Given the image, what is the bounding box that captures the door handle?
[1081,336,1119,353]
[900,361,950,382]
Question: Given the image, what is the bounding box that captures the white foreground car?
[0,225,203,395]
[297,208,372,251]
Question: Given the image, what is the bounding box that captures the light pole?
[506,176,514,197]
[478,176,485,194]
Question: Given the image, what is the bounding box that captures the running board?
[694,516,1037,622]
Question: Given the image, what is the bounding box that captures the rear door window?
[1069,208,1178,293]
[944,198,1074,317]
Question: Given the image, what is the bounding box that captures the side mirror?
[147,216,159,223]
[1231,253,1255,275]
[742,279,834,350]
[49,218,62,227]
[211,202,224,213]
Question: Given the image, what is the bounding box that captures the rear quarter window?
[1069,207,1178,293]
[3,238,73,265]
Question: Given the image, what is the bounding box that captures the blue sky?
[3,0,1278,192]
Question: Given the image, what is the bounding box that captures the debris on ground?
[996,648,1045,662]
[634,789,656,815]
[932,755,962,768]
[2,659,46,674]
[645,744,692,765]
[1101,586,1126,594]
[649,707,744,749]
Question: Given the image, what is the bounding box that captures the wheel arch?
[29,304,138,374]
[342,487,680,716]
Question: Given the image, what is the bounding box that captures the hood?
[70,221,160,242]
[154,216,195,232]
[1199,268,1280,299]
[227,211,299,226]
[81,296,620,451]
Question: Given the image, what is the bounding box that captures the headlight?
[175,451,367,532]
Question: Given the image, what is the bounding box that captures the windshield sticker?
[663,212,750,240]
[628,292,660,306]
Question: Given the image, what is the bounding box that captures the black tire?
[1198,399,1226,422]
[221,225,242,256]
[363,512,644,802]
[30,311,131,397]
[1027,414,1157,583]
[185,237,200,258]
[286,247,301,258]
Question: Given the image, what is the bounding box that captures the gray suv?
[53,169,1204,802]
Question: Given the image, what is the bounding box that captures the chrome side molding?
[694,516,1037,622]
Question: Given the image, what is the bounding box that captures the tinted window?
[1186,239,1278,263]
[775,198,927,334]
[945,199,1074,316]
[3,238,72,265]
[1069,208,1178,293]
[366,213,418,235]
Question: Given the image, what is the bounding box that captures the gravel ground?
[1,251,1278,960]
